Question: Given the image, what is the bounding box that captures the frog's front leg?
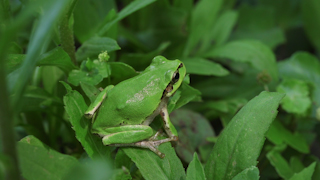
[85,85,114,119]
[160,103,179,141]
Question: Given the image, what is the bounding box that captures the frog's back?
[92,71,166,128]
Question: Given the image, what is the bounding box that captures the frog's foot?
[148,129,165,141]
[112,136,178,158]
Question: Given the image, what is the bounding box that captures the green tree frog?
[85,56,186,158]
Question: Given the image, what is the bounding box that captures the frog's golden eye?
[172,71,180,84]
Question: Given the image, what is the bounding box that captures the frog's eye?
[172,71,180,84]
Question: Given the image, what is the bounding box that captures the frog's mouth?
[162,63,186,98]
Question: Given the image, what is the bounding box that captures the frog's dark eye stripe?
[178,63,183,68]
[172,71,180,84]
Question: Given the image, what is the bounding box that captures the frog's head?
[147,56,186,98]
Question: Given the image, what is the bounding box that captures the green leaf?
[278,52,320,117]
[231,166,260,180]
[5,54,25,73]
[207,10,238,48]
[232,5,285,49]
[173,83,202,111]
[68,59,110,86]
[6,47,76,75]
[63,159,114,180]
[80,82,101,102]
[181,57,229,76]
[266,120,310,154]
[171,109,215,163]
[9,0,71,106]
[120,42,170,71]
[42,66,64,94]
[19,86,62,112]
[62,82,112,160]
[123,142,186,180]
[183,0,223,56]
[194,70,264,100]
[73,0,116,43]
[277,79,311,115]
[204,91,284,180]
[68,70,103,86]
[290,162,316,180]
[98,0,156,35]
[302,0,320,51]
[290,157,305,173]
[38,47,77,74]
[205,40,278,82]
[186,153,206,180]
[18,136,79,180]
[76,37,120,61]
[109,62,138,85]
[267,150,294,179]
[114,149,132,170]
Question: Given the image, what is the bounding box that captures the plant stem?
[59,0,78,65]
[0,57,20,180]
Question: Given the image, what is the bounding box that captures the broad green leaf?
[38,47,77,74]
[62,82,112,160]
[204,91,284,180]
[123,142,186,180]
[120,42,170,71]
[19,86,62,112]
[232,166,260,180]
[181,57,229,76]
[232,5,285,48]
[277,79,311,115]
[290,162,316,180]
[114,149,132,170]
[290,157,305,173]
[259,0,301,29]
[18,136,79,180]
[9,0,71,106]
[266,120,310,154]
[80,82,101,102]
[98,0,156,35]
[302,0,320,51]
[183,0,223,56]
[207,10,238,48]
[194,69,264,100]
[173,0,193,11]
[267,150,295,179]
[171,109,215,163]
[63,159,115,180]
[73,0,116,43]
[186,153,206,180]
[203,98,248,127]
[278,52,320,117]
[76,37,120,61]
[205,40,278,82]
[232,28,285,49]
[6,47,76,75]
[109,62,138,85]
[173,82,202,111]
[68,58,110,86]
[42,66,64,94]
[68,70,103,86]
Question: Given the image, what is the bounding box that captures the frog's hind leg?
[97,125,173,158]
[98,125,154,145]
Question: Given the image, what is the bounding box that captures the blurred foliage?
[1,0,320,179]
